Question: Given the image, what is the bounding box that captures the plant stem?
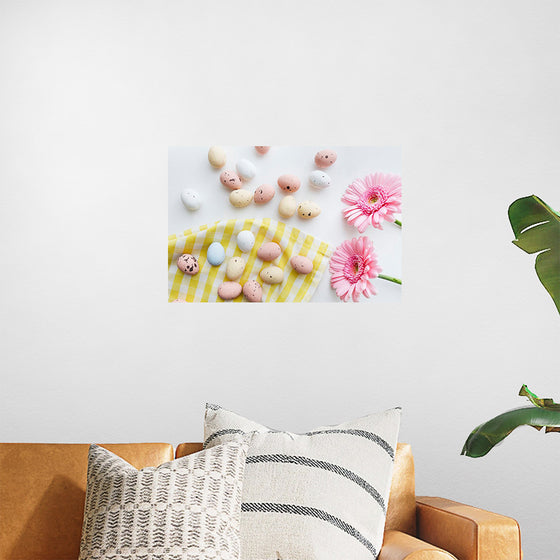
[378,274,402,285]
[394,219,402,227]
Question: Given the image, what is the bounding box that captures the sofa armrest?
[379,530,457,560]
[416,496,522,560]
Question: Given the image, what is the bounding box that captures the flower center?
[344,254,365,283]
[358,186,387,215]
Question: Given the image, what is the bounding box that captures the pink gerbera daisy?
[341,172,402,232]
[329,237,382,302]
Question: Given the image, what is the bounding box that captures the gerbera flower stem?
[394,219,402,227]
[378,274,402,285]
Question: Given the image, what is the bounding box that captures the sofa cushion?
[79,441,248,560]
[0,443,173,560]
[204,404,401,560]
[175,442,417,537]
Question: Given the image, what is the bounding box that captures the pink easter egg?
[277,174,301,193]
[254,184,276,204]
[220,170,243,190]
[314,149,337,168]
[290,255,313,275]
[218,281,243,300]
[257,242,282,262]
[243,279,263,302]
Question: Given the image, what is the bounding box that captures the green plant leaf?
[508,195,560,314]
[462,385,560,458]
[519,384,560,410]
[461,406,560,458]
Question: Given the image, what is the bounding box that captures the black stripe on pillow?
[247,454,386,512]
[203,429,246,448]
[204,428,394,458]
[241,502,377,557]
[304,429,395,459]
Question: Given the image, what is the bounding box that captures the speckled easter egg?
[257,242,282,262]
[218,281,242,300]
[237,230,255,252]
[309,170,332,190]
[207,242,225,266]
[243,279,263,302]
[220,170,243,190]
[290,255,313,275]
[180,189,201,211]
[314,149,337,168]
[298,201,321,219]
[260,266,283,285]
[254,184,275,204]
[236,159,257,181]
[177,254,199,275]
[229,189,253,208]
[208,146,226,169]
[277,174,301,193]
[255,146,270,154]
[226,257,246,281]
[278,195,297,218]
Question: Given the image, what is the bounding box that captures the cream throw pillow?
[204,405,401,560]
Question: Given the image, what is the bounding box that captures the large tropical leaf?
[508,195,560,314]
[519,384,560,410]
[461,386,560,458]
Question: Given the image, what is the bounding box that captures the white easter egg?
[236,159,257,181]
[309,170,332,190]
[181,189,201,211]
[237,230,255,253]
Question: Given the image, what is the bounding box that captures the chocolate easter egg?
[290,255,313,274]
[218,281,242,300]
[277,174,301,193]
[243,279,263,302]
[314,149,337,168]
[220,170,242,190]
[254,184,275,204]
[177,254,199,275]
[257,242,282,262]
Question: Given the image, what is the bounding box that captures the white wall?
[1,1,559,558]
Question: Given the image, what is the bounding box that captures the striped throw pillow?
[204,405,401,560]
[79,441,249,560]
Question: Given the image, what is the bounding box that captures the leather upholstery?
[175,441,203,458]
[0,443,173,560]
[386,443,416,535]
[379,530,457,559]
[176,442,418,536]
[416,496,522,560]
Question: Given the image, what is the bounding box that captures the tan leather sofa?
[0,442,521,560]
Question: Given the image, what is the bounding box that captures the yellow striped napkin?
[168,218,332,302]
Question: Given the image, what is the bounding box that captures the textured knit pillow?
[79,441,248,560]
[204,404,401,560]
